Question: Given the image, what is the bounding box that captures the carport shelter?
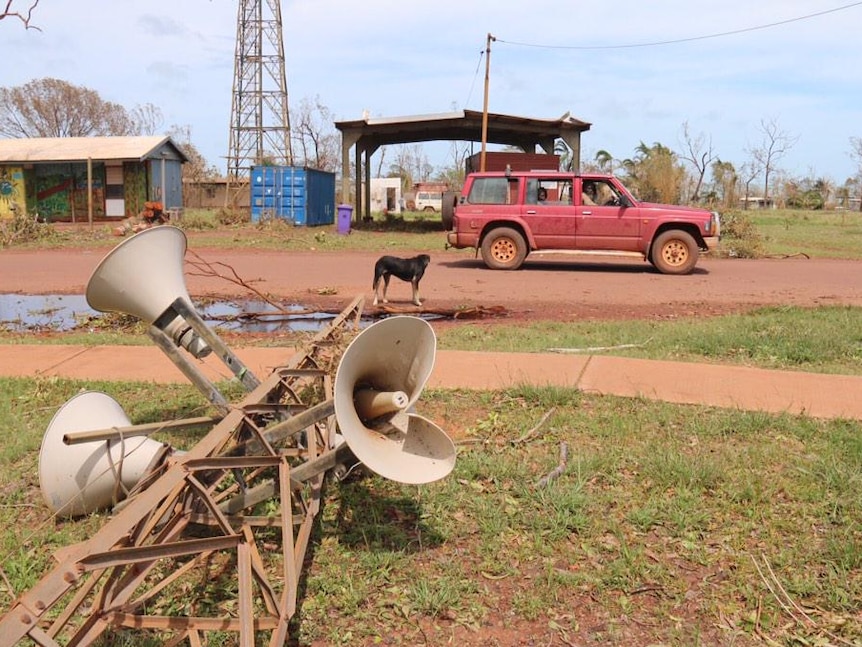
[334,109,591,220]
[0,136,187,222]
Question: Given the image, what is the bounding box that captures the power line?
[496,1,862,50]
[463,47,486,110]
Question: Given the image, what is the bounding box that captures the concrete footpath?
[1,344,861,421]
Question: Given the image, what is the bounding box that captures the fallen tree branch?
[375,304,509,320]
[512,407,556,445]
[547,338,652,354]
[536,441,568,488]
[751,552,856,646]
[185,251,286,313]
[210,303,510,322]
[764,252,810,260]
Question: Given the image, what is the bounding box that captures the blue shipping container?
[250,166,336,226]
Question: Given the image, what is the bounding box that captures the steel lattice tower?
[227,0,292,180]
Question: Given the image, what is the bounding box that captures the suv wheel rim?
[661,240,688,266]
[492,239,516,262]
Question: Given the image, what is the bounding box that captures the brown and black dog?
[372,254,431,306]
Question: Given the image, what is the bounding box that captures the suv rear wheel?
[481,227,527,270]
[651,230,698,275]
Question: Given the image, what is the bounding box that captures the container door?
[282,167,305,224]
[306,170,335,226]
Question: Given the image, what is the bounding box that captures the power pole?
[480,33,495,172]
[226,0,292,201]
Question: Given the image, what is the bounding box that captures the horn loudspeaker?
[85,226,210,358]
[334,316,455,484]
[39,391,171,517]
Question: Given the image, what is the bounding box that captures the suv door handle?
[582,210,592,215]
[526,209,537,214]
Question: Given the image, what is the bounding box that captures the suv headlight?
[709,211,721,237]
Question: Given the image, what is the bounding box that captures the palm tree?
[554,139,574,171]
[594,149,614,173]
[814,177,834,207]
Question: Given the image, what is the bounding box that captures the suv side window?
[582,179,622,206]
[526,178,573,205]
[467,177,517,204]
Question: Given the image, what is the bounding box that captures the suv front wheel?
[651,230,698,275]
[481,227,527,270]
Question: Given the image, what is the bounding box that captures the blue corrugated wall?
[250,166,335,226]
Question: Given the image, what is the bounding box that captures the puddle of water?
[0,294,343,333]
[0,294,437,334]
[0,294,92,331]
[197,301,344,333]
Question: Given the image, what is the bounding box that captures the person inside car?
[582,181,597,206]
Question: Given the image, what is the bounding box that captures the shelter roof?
[334,109,590,149]
[0,136,188,163]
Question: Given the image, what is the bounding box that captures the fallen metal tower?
[226,0,292,182]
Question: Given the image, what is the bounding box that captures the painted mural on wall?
[123,163,148,217]
[0,166,26,219]
[33,164,106,221]
[0,161,152,221]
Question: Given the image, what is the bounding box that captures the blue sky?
[2,0,861,184]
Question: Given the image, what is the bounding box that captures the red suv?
[444,171,720,274]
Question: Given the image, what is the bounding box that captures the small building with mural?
[0,136,187,222]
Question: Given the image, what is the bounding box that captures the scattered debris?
[112,201,170,236]
[376,303,508,320]
[764,252,810,259]
[751,553,855,646]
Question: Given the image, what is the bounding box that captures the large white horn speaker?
[334,316,455,484]
[39,391,171,518]
[86,226,210,358]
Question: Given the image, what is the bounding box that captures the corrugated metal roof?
[338,109,591,130]
[0,136,187,163]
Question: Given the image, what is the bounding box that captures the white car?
[415,191,443,212]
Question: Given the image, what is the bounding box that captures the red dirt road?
[1,244,860,322]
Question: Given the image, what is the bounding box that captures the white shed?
[369,178,402,214]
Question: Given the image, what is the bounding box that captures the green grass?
[1,377,860,645]
[746,208,862,258]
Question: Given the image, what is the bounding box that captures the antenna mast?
[227,0,292,184]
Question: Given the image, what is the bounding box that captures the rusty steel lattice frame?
[0,296,365,647]
[226,0,292,184]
